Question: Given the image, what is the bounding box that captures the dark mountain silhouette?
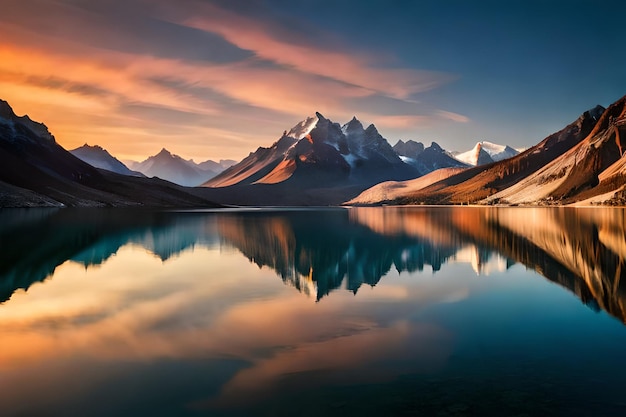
[70,144,144,177]
[0,99,220,208]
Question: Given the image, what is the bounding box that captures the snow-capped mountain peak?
[455,141,519,166]
[341,116,364,135]
[286,116,319,140]
[205,112,417,192]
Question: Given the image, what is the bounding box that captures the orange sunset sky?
[2,0,625,162]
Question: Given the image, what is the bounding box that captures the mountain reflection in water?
[1,207,625,322]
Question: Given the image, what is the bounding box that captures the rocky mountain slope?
[393,139,469,174]
[355,99,617,205]
[347,167,467,205]
[0,99,220,208]
[485,100,626,205]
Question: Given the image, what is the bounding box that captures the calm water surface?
[1,207,625,416]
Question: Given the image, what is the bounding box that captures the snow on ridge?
[286,116,318,140]
[480,141,507,153]
[344,153,359,168]
[455,141,519,165]
[455,144,481,165]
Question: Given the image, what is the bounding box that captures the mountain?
[196,158,237,172]
[70,144,144,177]
[200,113,419,205]
[485,101,626,205]
[393,139,424,158]
[129,148,221,187]
[455,141,520,166]
[347,167,467,205]
[393,139,469,174]
[0,99,220,208]
[361,100,612,205]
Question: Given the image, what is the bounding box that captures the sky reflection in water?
[0,207,625,416]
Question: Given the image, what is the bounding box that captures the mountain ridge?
[351,98,626,206]
[70,144,144,177]
[0,99,221,208]
[200,112,422,204]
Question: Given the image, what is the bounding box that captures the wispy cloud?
[435,110,470,123]
[0,0,467,160]
[177,1,453,100]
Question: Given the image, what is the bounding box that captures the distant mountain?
[200,112,419,205]
[393,139,424,159]
[129,148,221,187]
[361,99,617,205]
[455,141,519,166]
[0,99,220,208]
[70,144,144,177]
[395,141,469,175]
[196,159,237,172]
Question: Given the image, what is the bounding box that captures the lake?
[1,206,625,417]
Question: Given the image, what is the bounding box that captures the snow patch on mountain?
[456,141,519,166]
[286,116,318,139]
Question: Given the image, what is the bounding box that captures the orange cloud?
[177,2,454,100]
[0,1,464,161]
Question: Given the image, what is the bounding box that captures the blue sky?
[1,0,625,160]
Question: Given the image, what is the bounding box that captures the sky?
[1,0,626,162]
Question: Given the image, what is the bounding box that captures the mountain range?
[125,150,236,187]
[199,113,469,205]
[1,93,626,207]
[70,144,235,187]
[350,98,626,206]
[393,139,469,174]
[0,99,220,208]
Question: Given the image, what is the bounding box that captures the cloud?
[175,1,454,100]
[0,0,462,160]
[435,110,470,123]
